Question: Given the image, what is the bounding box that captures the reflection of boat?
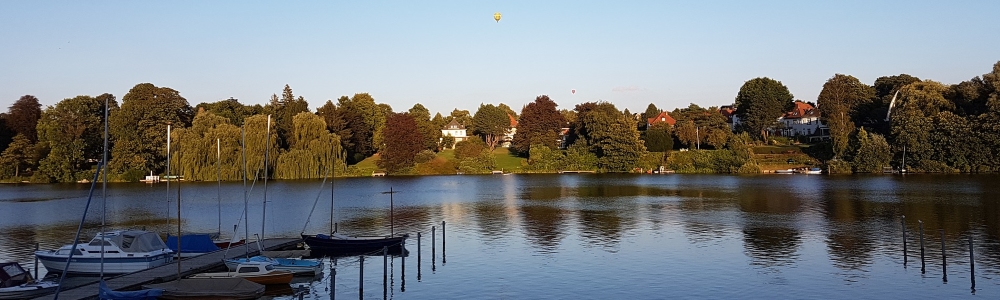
[225,255,321,275]
[35,230,173,275]
[189,261,293,285]
[144,278,264,300]
[0,262,57,299]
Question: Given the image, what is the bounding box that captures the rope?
[300,165,331,235]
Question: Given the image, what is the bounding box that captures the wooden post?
[901,216,907,267]
[940,229,947,283]
[417,232,422,281]
[331,258,337,300]
[969,236,975,290]
[383,246,388,299]
[919,220,925,273]
[442,221,446,264]
[401,239,406,292]
[34,243,39,280]
[359,256,364,300]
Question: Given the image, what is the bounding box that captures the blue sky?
[3,1,998,116]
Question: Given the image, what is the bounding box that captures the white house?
[776,101,827,138]
[441,120,469,149]
[501,114,518,148]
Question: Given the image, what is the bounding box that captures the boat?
[0,262,57,299]
[803,168,823,175]
[143,278,264,300]
[774,169,795,174]
[35,230,173,275]
[189,261,293,285]
[224,256,320,276]
[300,167,408,257]
[166,233,221,258]
[99,280,162,300]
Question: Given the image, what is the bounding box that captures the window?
[238,267,260,273]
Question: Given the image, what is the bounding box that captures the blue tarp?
[165,234,220,254]
[100,280,162,300]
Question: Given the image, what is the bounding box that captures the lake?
[1,174,999,299]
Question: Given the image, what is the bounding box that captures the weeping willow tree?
[170,112,279,181]
[274,112,345,179]
[243,114,281,179]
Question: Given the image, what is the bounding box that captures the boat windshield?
[265,264,274,271]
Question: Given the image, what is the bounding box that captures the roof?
[443,119,465,130]
[647,111,676,126]
[508,114,518,128]
[783,101,820,119]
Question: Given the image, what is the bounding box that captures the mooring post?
[383,246,388,298]
[401,239,406,292]
[335,222,338,233]
[417,231,422,281]
[34,242,39,280]
[359,256,364,300]
[901,215,907,267]
[919,220,926,273]
[432,226,436,261]
[331,258,337,300]
[940,229,947,282]
[442,221,446,264]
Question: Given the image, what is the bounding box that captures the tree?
[196,97,264,126]
[268,85,310,150]
[641,123,673,152]
[572,102,646,172]
[0,115,12,153]
[448,109,474,133]
[860,74,921,136]
[336,93,385,163]
[497,103,518,119]
[170,110,244,181]
[511,95,565,156]
[316,99,353,150]
[671,104,731,149]
[641,103,660,129]
[409,103,440,151]
[850,128,891,173]
[7,95,43,143]
[734,77,795,140]
[378,113,423,174]
[890,80,952,172]
[0,134,35,179]
[472,103,511,152]
[275,112,344,179]
[817,74,875,159]
[109,83,194,180]
[36,95,117,182]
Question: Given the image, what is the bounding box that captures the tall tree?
[473,103,512,152]
[670,104,730,149]
[379,113,423,174]
[850,128,891,173]
[511,95,565,156]
[497,103,518,119]
[860,74,921,135]
[409,103,440,150]
[36,95,117,182]
[0,115,12,153]
[641,103,660,129]
[269,85,310,150]
[571,102,646,172]
[0,134,35,179]
[817,74,875,159]
[641,123,673,152]
[196,97,264,126]
[316,100,353,151]
[734,77,795,140]
[109,83,194,180]
[7,95,43,143]
[275,112,343,179]
[890,80,953,171]
[170,110,243,181]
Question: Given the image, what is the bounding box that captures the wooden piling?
[359,255,364,300]
[417,232,422,281]
[34,243,39,280]
[919,220,925,273]
[940,229,947,282]
[442,221,446,264]
[383,246,388,298]
[401,240,406,292]
[969,236,975,290]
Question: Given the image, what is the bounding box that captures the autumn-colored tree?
[511,95,565,157]
[378,113,423,174]
[734,77,795,140]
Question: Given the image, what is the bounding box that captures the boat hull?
[302,234,408,257]
[0,283,58,299]
[224,258,320,275]
[189,271,293,285]
[35,251,173,275]
[144,278,264,300]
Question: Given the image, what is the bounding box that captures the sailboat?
[301,165,408,257]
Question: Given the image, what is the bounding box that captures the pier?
[32,238,301,300]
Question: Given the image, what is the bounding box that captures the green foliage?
[826,159,852,174]
[454,139,486,160]
[671,104,731,149]
[817,74,875,159]
[409,103,441,151]
[571,102,646,172]
[638,151,663,171]
[7,95,43,143]
[109,83,193,179]
[196,98,263,127]
[0,134,36,179]
[274,112,343,179]
[734,77,795,140]
[34,95,116,182]
[414,150,436,164]
[168,111,243,181]
[472,103,511,151]
[440,135,455,150]
[561,140,597,171]
[526,144,561,171]
[378,113,424,174]
[511,95,565,156]
[268,85,311,150]
[850,128,891,173]
[641,123,673,152]
[456,149,495,174]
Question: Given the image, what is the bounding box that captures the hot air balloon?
[571,89,576,95]
[494,12,502,22]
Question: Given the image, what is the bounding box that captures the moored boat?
[0,262,57,299]
[144,278,264,300]
[224,256,321,275]
[189,261,293,285]
[302,233,408,257]
[35,230,173,275]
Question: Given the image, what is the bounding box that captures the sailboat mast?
[330,164,335,235]
[166,123,171,227]
[100,94,109,278]
[262,115,271,241]
[241,126,249,257]
[176,184,182,276]
[217,138,222,235]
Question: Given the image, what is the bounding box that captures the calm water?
[1,174,999,299]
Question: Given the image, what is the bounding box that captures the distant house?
[646,111,676,128]
[719,105,736,130]
[501,114,518,148]
[440,120,469,149]
[558,127,571,149]
[774,101,829,141]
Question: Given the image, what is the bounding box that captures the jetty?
[32,238,301,300]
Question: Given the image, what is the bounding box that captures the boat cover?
[99,280,162,300]
[0,262,31,288]
[109,231,168,253]
[144,278,264,299]
[166,234,221,253]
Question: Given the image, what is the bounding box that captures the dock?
[32,238,301,300]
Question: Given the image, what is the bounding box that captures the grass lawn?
[492,148,524,172]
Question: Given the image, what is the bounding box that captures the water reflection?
[519,205,567,253]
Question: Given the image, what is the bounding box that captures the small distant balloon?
[571,89,576,95]
[494,12,502,23]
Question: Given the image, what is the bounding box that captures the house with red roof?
[774,101,828,140]
[501,114,518,148]
[646,111,676,128]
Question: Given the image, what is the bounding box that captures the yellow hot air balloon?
[494,12,501,23]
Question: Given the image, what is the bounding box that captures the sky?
[3,1,999,116]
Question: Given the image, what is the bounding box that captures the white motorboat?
[35,230,174,275]
[224,256,321,275]
[189,261,293,285]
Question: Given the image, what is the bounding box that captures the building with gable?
[440,119,469,149]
